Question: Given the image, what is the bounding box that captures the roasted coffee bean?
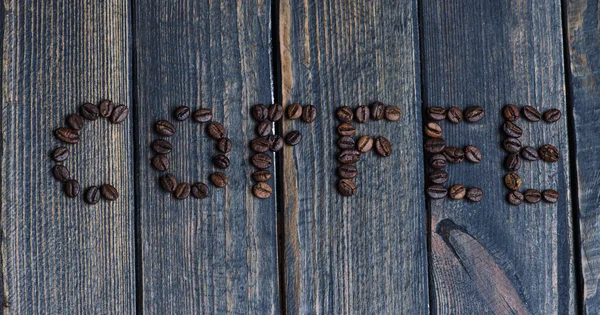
[217,138,232,153]
[80,103,99,120]
[110,105,129,124]
[336,106,354,122]
[505,153,522,171]
[449,184,466,200]
[212,154,230,169]
[355,106,370,123]
[539,144,559,162]
[504,173,522,190]
[466,187,483,202]
[159,173,178,192]
[286,103,303,120]
[253,182,273,199]
[370,101,385,121]
[251,153,273,169]
[85,186,101,204]
[98,100,114,118]
[155,120,176,137]
[543,109,561,123]
[384,106,402,121]
[503,104,520,121]
[210,172,228,188]
[464,106,485,122]
[464,145,482,163]
[55,128,79,144]
[101,184,119,201]
[502,121,523,138]
[521,146,539,161]
[427,107,446,121]
[337,165,358,179]
[250,137,270,153]
[337,179,357,196]
[152,155,170,171]
[66,114,85,130]
[252,170,272,182]
[52,165,70,182]
[524,189,541,204]
[268,135,284,151]
[503,137,522,153]
[443,147,464,164]
[337,136,355,150]
[191,182,209,199]
[251,104,268,121]
[522,105,541,122]
[507,190,524,206]
[268,103,283,122]
[337,123,356,136]
[542,189,559,203]
[446,106,462,124]
[174,182,191,200]
[51,147,69,162]
[207,122,226,140]
[64,180,80,198]
[424,138,446,154]
[192,108,213,123]
[151,139,172,154]
[356,136,373,153]
[285,131,302,146]
[375,136,392,157]
[302,105,317,123]
[425,122,443,138]
[427,184,447,199]
[429,170,449,184]
[256,121,271,136]
[430,154,446,169]
[338,149,361,164]
[173,106,191,121]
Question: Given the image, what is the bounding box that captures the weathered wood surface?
[278,0,428,313]
[565,0,600,313]
[1,1,136,314]
[420,0,576,313]
[133,1,279,314]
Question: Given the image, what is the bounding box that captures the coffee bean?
[207,122,226,140]
[522,105,541,122]
[503,104,520,121]
[339,149,361,164]
[217,138,232,153]
[369,101,385,121]
[252,170,272,182]
[55,128,79,144]
[503,137,522,153]
[80,103,99,120]
[110,105,129,124]
[52,165,70,182]
[85,186,101,204]
[502,121,523,138]
[446,106,462,124]
[336,106,354,122]
[191,182,209,199]
[159,173,178,192]
[543,109,561,123]
[507,190,524,206]
[101,184,119,201]
[66,114,85,130]
[285,131,302,146]
[268,135,284,151]
[429,170,449,184]
[174,182,191,200]
[542,189,559,203]
[539,144,559,162]
[464,145,482,163]
[253,182,273,199]
[286,103,303,120]
[210,172,228,188]
[212,154,230,169]
[251,153,273,169]
[302,105,317,123]
[524,189,541,204]
[465,187,483,202]
[521,146,539,161]
[430,154,446,169]
[424,138,446,154]
[427,184,447,199]
[337,179,357,196]
[504,173,522,190]
[425,122,443,138]
[173,106,191,121]
[192,108,213,123]
[505,153,522,171]
[268,103,283,122]
[64,180,80,198]
[337,123,356,136]
[464,106,485,122]
[337,136,355,150]
[155,120,176,137]
[250,137,270,153]
[151,139,172,154]
[384,106,402,121]
[375,136,392,157]
[355,106,370,123]
[443,147,464,164]
[449,184,466,200]
[99,100,114,118]
[152,155,170,171]
[251,104,268,121]
[356,136,373,153]
[256,121,271,136]
[427,107,446,121]
[337,165,358,179]
[51,147,69,162]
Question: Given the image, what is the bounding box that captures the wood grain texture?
[420,0,576,313]
[134,1,279,314]
[565,0,600,313]
[1,1,135,314]
[279,0,428,313]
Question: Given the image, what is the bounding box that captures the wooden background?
[0,0,598,314]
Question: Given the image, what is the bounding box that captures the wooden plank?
[565,0,600,313]
[133,1,279,314]
[1,1,135,314]
[420,0,576,313]
[278,0,428,313]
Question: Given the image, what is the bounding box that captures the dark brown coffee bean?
[429,170,449,184]
[337,179,357,196]
[504,173,522,190]
[424,138,446,154]
[355,105,370,123]
[285,131,302,146]
[542,189,559,203]
[336,106,354,122]
[286,103,303,120]
[449,184,466,200]
[207,122,226,140]
[110,105,129,124]
[443,147,464,164]
[52,165,70,182]
[427,184,447,199]
[250,137,270,153]
[503,104,520,121]
[427,107,446,121]
[80,103,99,120]
[256,121,271,136]
[464,145,482,163]
[505,153,522,171]
[268,135,284,151]
[503,137,522,153]
[464,106,485,123]
[252,170,272,182]
[543,109,561,123]
[337,136,355,150]
[425,122,442,138]
[151,139,172,154]
[502,121,523,138]
[465,187,483,202]
[159,173,178,192]
[101,184,119,201]
[446,106,462,123]
[268,103,283,122]
[521,146,539,161]
[253,182,273,199]
[337,165,358,179]
[55,128,79,144]
[507,190,524,206]
[152,155,170,171]
[369,101,385,121]
[66,114,85,130]
[339,149,360,164]
[251,104,268,121]
[173,182,191,200]
[213,154,230,169]
[302,105,317,123]
[217,138,232,153]
[84,186,101,204]
[173,106,191,121]
[191,182,209,199]
[522,105,541,122]
[98,100,114,118]
[192,108,213,123]
[64,180,80,198]
[430,154,446,169]
[51,147,69,162]
[155,120,176,137]
[524,189,541,204]
[356,136,373,153]
[337,123,356,136]
[384,106,402,121]
[375,136,392,157]
[539,144,559,162]
[251,153,273,169]
[210,172,228,188]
